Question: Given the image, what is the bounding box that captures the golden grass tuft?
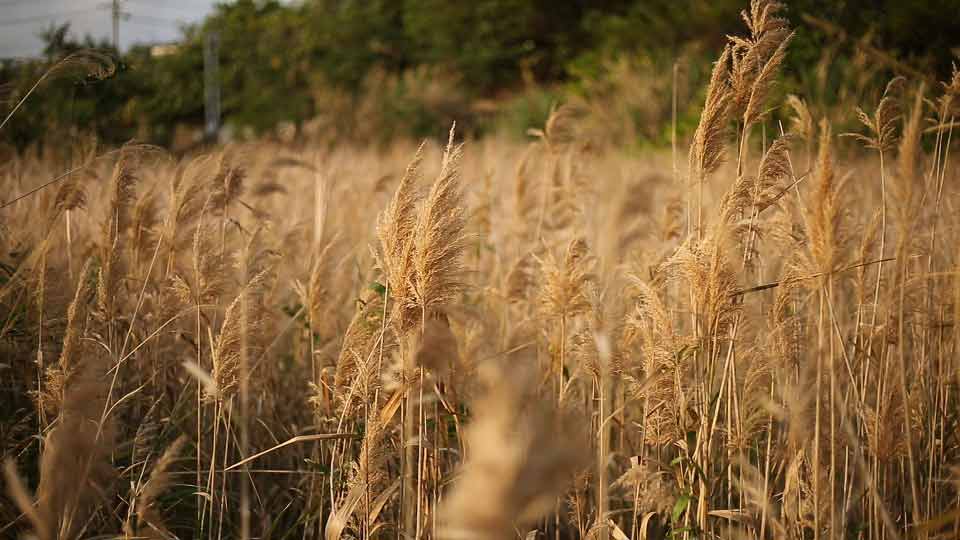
[3,2,960,540]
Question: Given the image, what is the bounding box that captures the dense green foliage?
[1,0,957,149]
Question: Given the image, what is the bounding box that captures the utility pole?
[204,31,221,140]
[112,0,119,49]
[100,0,128,51]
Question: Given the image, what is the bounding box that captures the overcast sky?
[0,0,220,58]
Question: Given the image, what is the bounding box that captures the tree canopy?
[1,0,956,148]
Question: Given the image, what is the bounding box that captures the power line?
[0,0,61,7]
[0,8,100,28]
[0,0,103,8]
[124,0,197,17]
[0,1,197,57]
[128,14,186,27]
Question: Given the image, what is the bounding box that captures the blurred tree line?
[1,0,957,149]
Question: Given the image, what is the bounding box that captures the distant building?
[150,43,179,57]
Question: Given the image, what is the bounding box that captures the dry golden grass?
[2,1,960,539]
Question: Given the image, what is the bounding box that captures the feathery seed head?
[439,363,588,540]
[410,126,467,325]
[689,46,733,184]
[538,237,594,321]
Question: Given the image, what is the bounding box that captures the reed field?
[2,1,960,539]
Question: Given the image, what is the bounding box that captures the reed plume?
[796,119,849,276]
[410,126,467,325]
[377,142,424,333]
[38,259,94,416]
[439,363,588,540]
[37,352,116,540]
[332,289,387,411]
[208,265,274,402]
[689,46,733,184]
[729,0,792,127]
[127,436,188,538]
